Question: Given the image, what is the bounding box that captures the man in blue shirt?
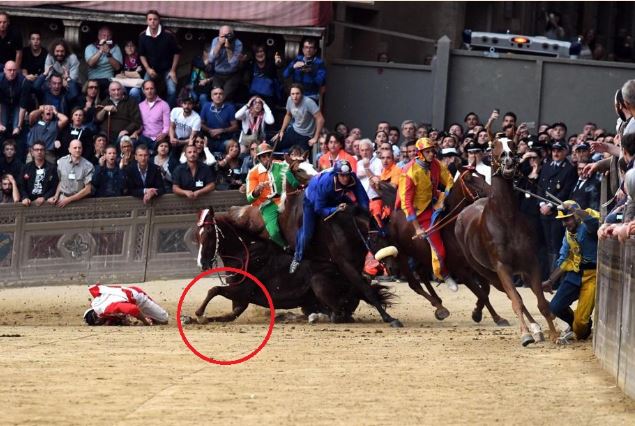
[283,38,326,105]
[289,159,369,273]
[209,25,243,102]
[200,86,239,153]
[542,200,599,342]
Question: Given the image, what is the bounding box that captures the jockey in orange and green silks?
[396,137,459,292]
[246,143,299,249]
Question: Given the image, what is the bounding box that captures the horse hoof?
[390,319,404,328]
[532,332,545,343]
[521,333,535,347]
[196,315,209,325]
[180,315,193,324]
[434,307,450,321]
[471,310,483,323]
[495,318,511,327]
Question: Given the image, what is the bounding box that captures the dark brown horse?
[193,207,394,323]
[455,138,558,346]
[373,168,509,325]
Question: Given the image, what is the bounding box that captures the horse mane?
[375,181,397,209]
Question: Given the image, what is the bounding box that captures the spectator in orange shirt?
[317,132,357,172]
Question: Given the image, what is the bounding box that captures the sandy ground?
[1,277,634,426]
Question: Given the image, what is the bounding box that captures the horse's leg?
[194,286,248,324]
[398,256,448,320]
[337,259,403,327]
[525,271,559,342]
[194,286,221,320]
[495,263,533,346]
[203,301,248,323]
[419,276,451,321]
[476,281,510,326]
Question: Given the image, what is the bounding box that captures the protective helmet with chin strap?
[415,138,435,160]
[333,159,352,175]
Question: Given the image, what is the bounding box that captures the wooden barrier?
[0,192,246,288]
[594,238,635,399]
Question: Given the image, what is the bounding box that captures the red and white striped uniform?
[89,284,168,323]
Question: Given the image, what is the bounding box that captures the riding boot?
[443,275,459,292]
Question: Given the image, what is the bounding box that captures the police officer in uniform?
[537,140,577,271]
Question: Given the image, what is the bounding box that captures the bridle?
[419,168,484,237]
[198,215,251,285]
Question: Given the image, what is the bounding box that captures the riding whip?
[513,186,556,205]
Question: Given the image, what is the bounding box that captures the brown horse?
[192,207,394,324]
[455,138,558,346]
[373,168,509,325]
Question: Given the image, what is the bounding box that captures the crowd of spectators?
[0,10,328,207]
[0,9,633,258]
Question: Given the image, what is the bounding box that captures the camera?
[99,40,113,46]
[224,33,235,42]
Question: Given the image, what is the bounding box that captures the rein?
[417,170,481,238]
[200,217,250,285]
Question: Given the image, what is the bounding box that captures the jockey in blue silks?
[289,159,369,273]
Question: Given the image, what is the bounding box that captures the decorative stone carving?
[62,19,82,49]
[57,232,95,260]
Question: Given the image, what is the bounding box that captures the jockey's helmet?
[415,137,435,151]
[556,200,581,219]
[256,142,273,157]
[333,159,353,175]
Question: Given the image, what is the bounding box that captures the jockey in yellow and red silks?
[396,137,458,292]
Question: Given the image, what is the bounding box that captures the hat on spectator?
[466,141,483,153]
[551,141,566,150]
[415,138,435,151]
[439,148,460,158]
[574,142,590,151]
[256,142,273,157]
[333,159,353,175]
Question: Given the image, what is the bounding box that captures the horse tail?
[368,283,396,309]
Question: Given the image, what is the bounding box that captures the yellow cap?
[415,137,435,151]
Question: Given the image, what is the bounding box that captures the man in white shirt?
[464,141,491,184]
[169,96,201,160]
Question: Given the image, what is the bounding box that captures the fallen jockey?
[83,284,169,326]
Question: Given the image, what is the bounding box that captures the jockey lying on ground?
[83,284,169,326]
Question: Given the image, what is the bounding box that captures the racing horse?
[373,168,509,325]
[455,138,558,346]
[193,207,394,323]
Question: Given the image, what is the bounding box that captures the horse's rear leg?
[472,281,510,326]
[496,263,533,346]
[398,256,448,320]
[338,260,403,328]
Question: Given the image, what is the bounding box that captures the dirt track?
[1,278,634,425]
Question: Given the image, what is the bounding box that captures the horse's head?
[491,137,517,179]
[285,153,318,185]
[196,207,218,270]
[443,166,490,212]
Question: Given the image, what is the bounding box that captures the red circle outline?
[176,267,275,365]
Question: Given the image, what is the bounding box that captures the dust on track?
[1,278,634,425]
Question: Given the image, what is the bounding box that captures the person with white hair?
[621,79,635,136]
